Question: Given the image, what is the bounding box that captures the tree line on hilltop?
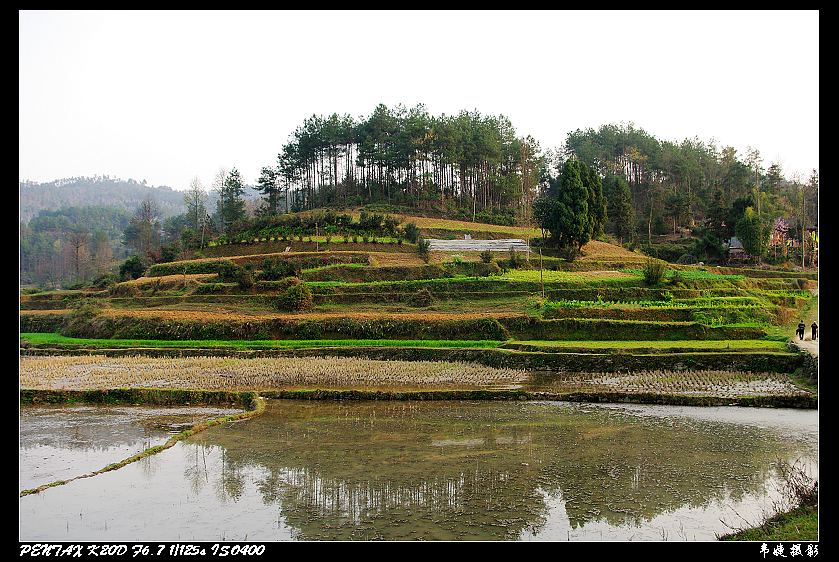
[19,106,818,288]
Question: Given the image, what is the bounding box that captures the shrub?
[643,259,666,286]
[480,250,494,264]
[119,256,146,280]
[237,268,254,290]
[508,248,525,269]
[216,261,241,282]
[409,288,435,307]
[274,283,314,312]
[258,259,302,280]
[67,298,102,321]
[404,222,420,243]
[417,238,431,263]
[147,259,236,277]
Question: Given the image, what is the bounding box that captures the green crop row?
[20,333,503,349]
[21,312,769,342]
[147,259,237,277]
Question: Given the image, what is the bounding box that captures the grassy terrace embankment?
[20,230,817,405]
[20,310,769,341]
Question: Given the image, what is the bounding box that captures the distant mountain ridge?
[20,176,262,223]
[19,176,187,222]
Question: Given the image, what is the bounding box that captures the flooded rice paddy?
[19,400,817,541]
[19,405,242,491]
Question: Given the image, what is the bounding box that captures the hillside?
[20,224,817,405]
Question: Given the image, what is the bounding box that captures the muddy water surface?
[19,400,817,541]
[19,405,242,491]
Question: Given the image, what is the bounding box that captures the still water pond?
[19,400,817,541]
[19,405,242,491]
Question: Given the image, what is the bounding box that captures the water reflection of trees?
[188,401,811,540]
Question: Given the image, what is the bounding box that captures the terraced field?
[19,221,818,404]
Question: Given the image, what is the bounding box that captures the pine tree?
[606,175,634,243]
[256,166,281,216]
[218,168,246,233]
[708,187,728,240]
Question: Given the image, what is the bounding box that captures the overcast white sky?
[19,10,819,190]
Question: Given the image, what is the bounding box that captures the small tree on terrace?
[256,166,282,216]
[534,159,590,255]
[217,167,246,233]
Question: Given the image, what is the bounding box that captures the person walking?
[811,321,818,340]
[797,320,806,341]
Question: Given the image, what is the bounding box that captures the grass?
[621,267,745,281]
[500,269,640,283]
[25,333,788,352]
[719,504,817,541]
[20,333,504,349]
[765,294,819,340]
[501,339,787,350]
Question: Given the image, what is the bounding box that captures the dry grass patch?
[578,240,648,261]
[20,309,72,316]
[118,274,216,287]
[367,251,426,267]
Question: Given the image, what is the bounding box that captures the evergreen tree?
[256,166,281,216]
[217,168,246,233]
[536,159,590,252]
[708,187,728,240]
[584,165,607,239]
[664,192,690,234]
[604,175,634,243]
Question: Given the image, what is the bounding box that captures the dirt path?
[791,288,819,357]
[794,337,819,357]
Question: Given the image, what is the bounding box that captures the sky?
[19,10,819,190]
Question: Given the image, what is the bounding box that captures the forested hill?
[19,177,187,222]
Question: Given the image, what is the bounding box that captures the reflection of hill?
[188,401,812,540]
